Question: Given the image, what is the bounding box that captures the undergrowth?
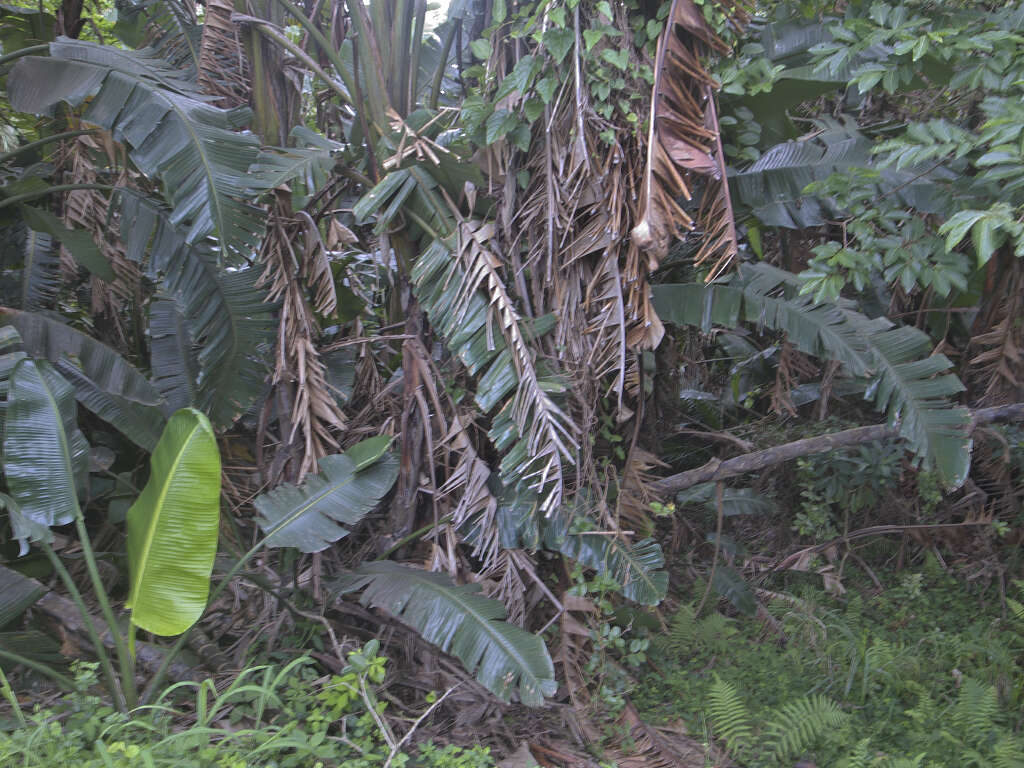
[636,570,1024,767]
[0,643,496,768]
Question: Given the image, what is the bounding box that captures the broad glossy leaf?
[9,41,266,259]
[335,562,557,706]
[18,205,114,282]
[0,561,45,629]
[3,359,89,539]
[254,438,398,553]
[125,408,220,636]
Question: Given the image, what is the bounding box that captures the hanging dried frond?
[456,220,578,513]
[197,0,251,109]
[967,258,1023,405]
[633,0,746,284]
[58,133,140,317]
[259,199,346,478]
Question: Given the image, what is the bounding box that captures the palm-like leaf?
[3,359,88,547]
[254,439,399,553]
[1,308,166,450]
[543,511,669,606]
[9,40,265,259]
[125,408,220,636]
[335,561,557,706]
[730,119,951,228]
[411,231,576,514]
[652,263,971,487]
[149,296,199,413]
[18,226,58,311]
[119,192,274,428]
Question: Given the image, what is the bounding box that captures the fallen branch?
[652,403,1024,496]
[33,589,195,684]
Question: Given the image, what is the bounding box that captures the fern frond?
[993,735,1024,768]
[763,694,847,763]
[841,738,874,768]
[694,612,737,655]
[656,603,697,654]
[953,678,1000,745]
[706,675,753,755]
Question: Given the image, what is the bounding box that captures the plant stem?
[0,130,95,165]
[0,649,75,691]
[0,44,49,68]
[375,515,452,561]
[0,183,117,212]
[70,512,138,708]
[40,543,125,709]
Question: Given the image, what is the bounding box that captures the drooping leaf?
[18,226,58,311]
[676,483,775,516]
[1,308,166,450]
[149,296,199,413]
[3,359,89,548]
[119,192,274,428]
[711,565,757,616]
[2,309,162,406]
[125,408,220,636]
[254,439,399,553]
[9,40,267,259]
[652,263,971,487]
[543,512,669,606]
[0,325,28,434]
[335,561,557,706]
[730,119,952,228]
[18,205,114,282]
[0,562,45,629]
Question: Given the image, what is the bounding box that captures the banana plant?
[0,331,222,708]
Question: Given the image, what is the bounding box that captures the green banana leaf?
[335,561,557,706]
[652,263,971,488]
[3,359,89,547]
[2,308,167,450]
[254,438,399,553]
[125,408,221,636]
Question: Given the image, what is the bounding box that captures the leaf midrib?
[405,573,549,694]
[128,419,202,611]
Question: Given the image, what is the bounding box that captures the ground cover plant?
[0,0,1021,764]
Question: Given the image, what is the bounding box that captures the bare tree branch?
[652,403,1024,496]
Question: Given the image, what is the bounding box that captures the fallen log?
[31,585,195,684]
[651,402,1024,496]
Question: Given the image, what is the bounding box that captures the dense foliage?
[0,0,1021,764]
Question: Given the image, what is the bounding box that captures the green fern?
[694,613,738,655]
[706,675,753,755]
[952,678,1000,746]
[992,736,1024,768]
[656,603,696,654]
[840,738,874,768]
[762,694,847,763]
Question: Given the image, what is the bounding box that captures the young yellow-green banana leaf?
[125,408,220,636]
